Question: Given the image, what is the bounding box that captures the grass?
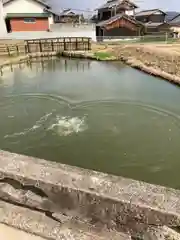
[94,51,115,60]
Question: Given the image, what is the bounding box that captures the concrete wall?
[0,150,180,239]
[0,0,7,35]
[3,0,44,14]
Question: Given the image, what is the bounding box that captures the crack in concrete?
[0,177,48,198]
[0,177,64,225]
[0,196,61,224]
[0,177,180,239]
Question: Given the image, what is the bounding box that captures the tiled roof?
[6,12,50,18]
[96,13,123,26]
[169,14,180,25]
[135,9,166,17]
[60,9,82,16]
[96,0,138,10]
[165,11,180,22]
[144,22,167,27]
[96,14,143,27]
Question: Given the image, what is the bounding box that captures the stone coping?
[0,150,180,233]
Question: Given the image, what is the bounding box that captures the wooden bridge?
[0,37,91,56]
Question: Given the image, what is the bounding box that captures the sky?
[50,0,179,12]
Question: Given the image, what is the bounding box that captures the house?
[168,14,180,37]
[135,9,170,34]
[95,0,145,40]
[144,22,170,35]
[54,9,84,24]
[2,0,54,32]
[96,0,138,22]
[135,9,166,23]
[96,14,144,40]
[165,11,180,22]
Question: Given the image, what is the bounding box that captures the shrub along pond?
[0,57,180,189]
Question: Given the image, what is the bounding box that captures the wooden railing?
[25,37,91,53]
[0,37,91,56]
[0,43,26,56]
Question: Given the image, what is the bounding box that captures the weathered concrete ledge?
[0,51,116,70]
[2,49,179,87]
[0,200,130,240]
[61,51,117,61]
[60,49,180,85]
[0,150,180,239]
[0,52,57,69]
[120,56,180,85]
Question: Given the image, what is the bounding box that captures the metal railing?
[96,32,179,44]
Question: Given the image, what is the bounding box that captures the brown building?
[144,22,170,34]
[135,9,170,34]
[96,14,144,40]
[95,0,143,40]
[135,9,166,23]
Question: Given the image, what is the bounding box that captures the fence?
[0,43,26,56]
[25,37,91,53]
[0,37,91,56]
[97,33,178,44]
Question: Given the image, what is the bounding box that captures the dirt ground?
[92,42,180,57]
[0,39,24,45]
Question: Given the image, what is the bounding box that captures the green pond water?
[0,58,180,189]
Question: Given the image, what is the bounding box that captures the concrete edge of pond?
[0,150,180,239]
[0,200,132,240]
[62,50,180,85]
[120,56,180,86]
[0,52,58,69]
[1,50,180,86]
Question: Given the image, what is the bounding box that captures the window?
[24,18,36,23]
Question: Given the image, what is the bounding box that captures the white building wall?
[3,0,44,14]
[125,10,134,16]
[0,0,7,35]
[3,0,54,28]
[48,14,54,25]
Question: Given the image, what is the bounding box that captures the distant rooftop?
[144,22,168,27]
[96,13,143,27]
[96,0,138,11]
[135,9,166,17]
[165,11,180,22]
[169,14,180,25]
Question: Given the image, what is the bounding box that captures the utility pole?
[0,0,7,37]
[114,5,117,16]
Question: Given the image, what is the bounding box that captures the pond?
[0,58,180,189]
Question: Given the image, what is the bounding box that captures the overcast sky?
[51,0,179,12]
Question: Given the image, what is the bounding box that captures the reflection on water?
[0,57,180,189]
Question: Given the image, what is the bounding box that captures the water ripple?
[4,112,52,139]
[73,99,180,122]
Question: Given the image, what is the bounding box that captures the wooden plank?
[7,37,92,53]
